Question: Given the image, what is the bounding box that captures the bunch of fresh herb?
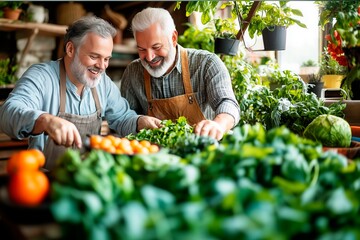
[127,116,193,148]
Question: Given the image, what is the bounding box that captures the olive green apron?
[43,59,102,170]
[144,47,206,126]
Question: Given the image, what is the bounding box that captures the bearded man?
[0,16,160,170]
[120,7,240,141]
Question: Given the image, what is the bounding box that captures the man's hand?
[194,113,235,140]
[137,115,162,131]
[194,120,225,141]
[33,113,82,148]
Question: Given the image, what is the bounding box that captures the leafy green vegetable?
[303,114,352,147]
[170,133,219,158]
[237,72,346,135]
[127,116,193,148]
[50,124,360,239]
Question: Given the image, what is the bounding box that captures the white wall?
[278,1,320,73]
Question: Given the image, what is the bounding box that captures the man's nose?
[96,59,107,69]
[145,50,155,62]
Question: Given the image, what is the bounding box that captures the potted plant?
[175,1,306,51]
[213,17,240,56]
[317,0,360,99]
[0,1,23,20]
[319,49,348,89]
[307,73,324,98]
[248,1,307,51]
[299,59,320,82]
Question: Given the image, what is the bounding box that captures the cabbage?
[303,114,351,148]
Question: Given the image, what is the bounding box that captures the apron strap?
[59,59,66,113]
[180,47,193,94]
[144,70,152,101]
[91,87,102,117]
[59,58,102,116]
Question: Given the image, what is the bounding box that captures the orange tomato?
[8,170,50,206]
[139,140,151,148]
[7,150,41,175]
[27,149,46,168]
[148,144,160,153]
[89,135,103,149]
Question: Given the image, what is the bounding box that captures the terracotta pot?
[3,7,22,20]
[351,126,360,138]
[323,141,360,160]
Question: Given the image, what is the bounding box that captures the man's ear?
[65,42,75,57]
[172,30,178,47]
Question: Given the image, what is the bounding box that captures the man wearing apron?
[0,16,161,171]
[121,8,240,140]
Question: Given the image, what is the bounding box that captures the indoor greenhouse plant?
[319,48,348,89]
[317,0,360,99]
[213,17,241,55]
[0,1,23,20]
[176,1,306,51]
[307,73,324,98]
[247,1,306,50]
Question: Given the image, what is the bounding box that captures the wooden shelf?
[0,18,68,68]
[0,18,67,37]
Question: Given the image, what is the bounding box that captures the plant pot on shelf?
[3,7,22,20]
[307,82,324,98]
[214,38,240,56]
[322,75,344,89]
[262,26,286,51]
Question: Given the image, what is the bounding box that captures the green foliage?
[126,116,193,149]
[176,1,306,40]
[316,0,359,29]
[319,49,348,75]
[178,23,214,52]
[301,59,318,67]
[175,1,220,25]
[169,134,219,158]
[0,1,23,10]
[214,16,238,39]
[0,58,18,86]
[248,1,307,38]
[334,10,360,48]
[308,73,322,83]
[50,124,360,239]
[237,68,346,136]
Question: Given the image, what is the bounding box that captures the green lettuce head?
[303,114,351,148]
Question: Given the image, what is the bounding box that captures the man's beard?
[141,44,176,78]
[70,53,103,88]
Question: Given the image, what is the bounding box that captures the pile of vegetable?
[303,114,352,147]
[230,64,346,136]
[50,123,360,239]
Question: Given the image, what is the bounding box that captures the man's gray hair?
[131,7,176,40]
[64,15,117,52]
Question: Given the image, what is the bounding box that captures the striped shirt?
[120,44,240,125]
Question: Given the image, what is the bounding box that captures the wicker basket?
[56,3,86,26]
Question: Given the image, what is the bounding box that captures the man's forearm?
[32,113,51,135]
[213,113,235,132]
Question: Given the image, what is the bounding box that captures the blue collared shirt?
[0,60,139,150]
